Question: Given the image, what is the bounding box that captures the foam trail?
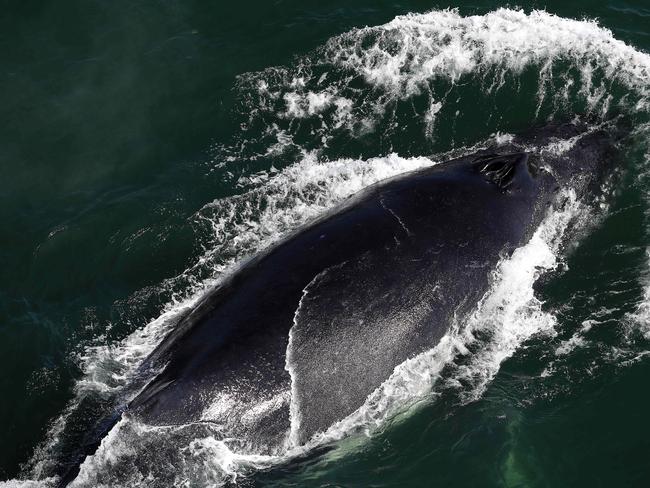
[628,209,650,341]
[450,190,584,402]
[624,124,650,341]
[328,9,650,97]
[238,8,650,154]
[633,287,650,339]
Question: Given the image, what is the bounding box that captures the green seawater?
[1,1,650,486]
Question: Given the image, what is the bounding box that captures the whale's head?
[489,121,623,202]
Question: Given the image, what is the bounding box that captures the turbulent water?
[2,1,650,487]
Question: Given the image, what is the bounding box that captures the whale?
[59,122,620,485]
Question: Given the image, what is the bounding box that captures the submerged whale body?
[62,122,619,484]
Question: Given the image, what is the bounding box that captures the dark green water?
[2,1,650,486]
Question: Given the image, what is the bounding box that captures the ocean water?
[1,1,650,487]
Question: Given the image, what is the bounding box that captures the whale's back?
[129,152,554,448]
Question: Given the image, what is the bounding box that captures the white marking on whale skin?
[285,268,335,449]
[284,295,304,449]
[240,391,291,427]
[380,198,414,237]
[285,261,365,449]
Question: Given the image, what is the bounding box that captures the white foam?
[0,481,54,488]
[67,417,282,488]
[625,126,650,341]
[627,249,650,340]
[241,7,650,152]
[330,9,650,100]
[554,319,598,356]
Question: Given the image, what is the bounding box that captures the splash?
[235,8,650,157]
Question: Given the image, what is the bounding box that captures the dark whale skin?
[128,151,557,443]
[58,122,620,486]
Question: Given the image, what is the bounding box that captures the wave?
[234,8,650,159]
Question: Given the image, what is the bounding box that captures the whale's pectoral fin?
[287,250,449,446]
